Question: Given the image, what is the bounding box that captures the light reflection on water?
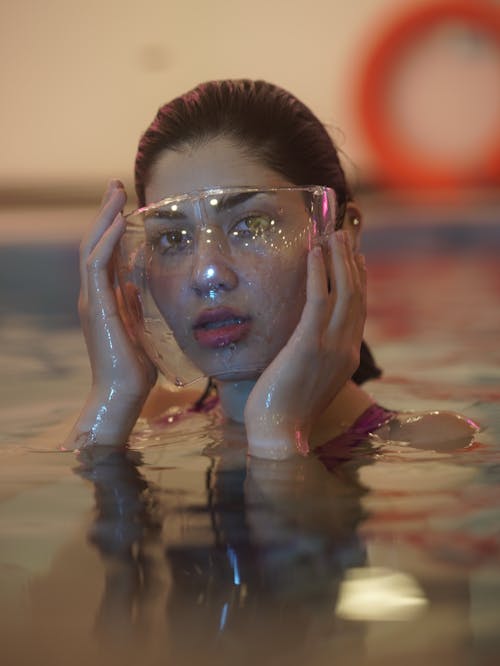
[0,248,500,665]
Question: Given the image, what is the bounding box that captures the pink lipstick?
[193,308,251,349]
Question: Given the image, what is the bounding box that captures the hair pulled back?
[134,79,381,384]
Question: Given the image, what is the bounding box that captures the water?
[1,206,500,665]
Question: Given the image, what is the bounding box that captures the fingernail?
[111,178,124,190]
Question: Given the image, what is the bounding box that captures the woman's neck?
[216,379,256,423]
[215,378,374,447]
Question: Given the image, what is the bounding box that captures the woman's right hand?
[64,180,156,450]
[79,179,156,398]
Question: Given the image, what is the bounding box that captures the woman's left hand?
[244,230,367,460]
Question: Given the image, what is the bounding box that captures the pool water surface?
[1,210,499,666]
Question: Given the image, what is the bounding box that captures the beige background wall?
[1,0,421,199]
[2,0,499,203]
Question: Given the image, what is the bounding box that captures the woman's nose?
[189,233,238,297]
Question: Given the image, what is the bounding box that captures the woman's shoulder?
[378,409,480,451]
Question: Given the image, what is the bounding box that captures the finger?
[292,246,329,341]
[352,251,368,338]
[117,283,144,344]
[343,239,367,333]
[343,231,359,284]
[86,213,127,316]
[321,236,335,298]
[345,242,367,321]
[96,179,117,213]
[80,185,127,294]
[82,185,127,259]
[354,251,367,308]
[326,231,361,336]
[100,178,123,207]
[307,245,329,301]
[329,231,353,306]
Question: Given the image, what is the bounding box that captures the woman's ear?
[343,202,362,251]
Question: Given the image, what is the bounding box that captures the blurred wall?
[1,0,499,203]
[0,0,420,200]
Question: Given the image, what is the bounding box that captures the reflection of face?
[144,138,310,381]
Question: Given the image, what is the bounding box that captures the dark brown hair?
[134,79,381,384]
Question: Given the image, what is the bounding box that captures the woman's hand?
[64,180,156,450]
[244,230,367,460]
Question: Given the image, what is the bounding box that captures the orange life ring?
[357,0,500,188]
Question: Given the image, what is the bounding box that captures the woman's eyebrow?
[145,207,187,220]
[144,191,277,221]
[216,191,274,210]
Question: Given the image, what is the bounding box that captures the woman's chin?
[189,346,272,383]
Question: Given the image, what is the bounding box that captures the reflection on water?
[74,441,369,665]
[1,237,500,664]
[2,412,500,665]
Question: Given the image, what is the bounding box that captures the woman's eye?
[230,214,274,239]
[153,229,192,254]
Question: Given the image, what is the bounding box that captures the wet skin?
[144,138,311,382]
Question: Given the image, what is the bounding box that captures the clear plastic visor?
[117,186,336,385]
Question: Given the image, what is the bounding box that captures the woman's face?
[143,137,312,381]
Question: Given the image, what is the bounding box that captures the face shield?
[117,186,337,386]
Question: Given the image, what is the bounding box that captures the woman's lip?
[193,309,251,349]
[193,307,248,328]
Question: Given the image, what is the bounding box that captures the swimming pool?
[1,199,499,665]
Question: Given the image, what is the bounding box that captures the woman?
[65,79,478,459]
